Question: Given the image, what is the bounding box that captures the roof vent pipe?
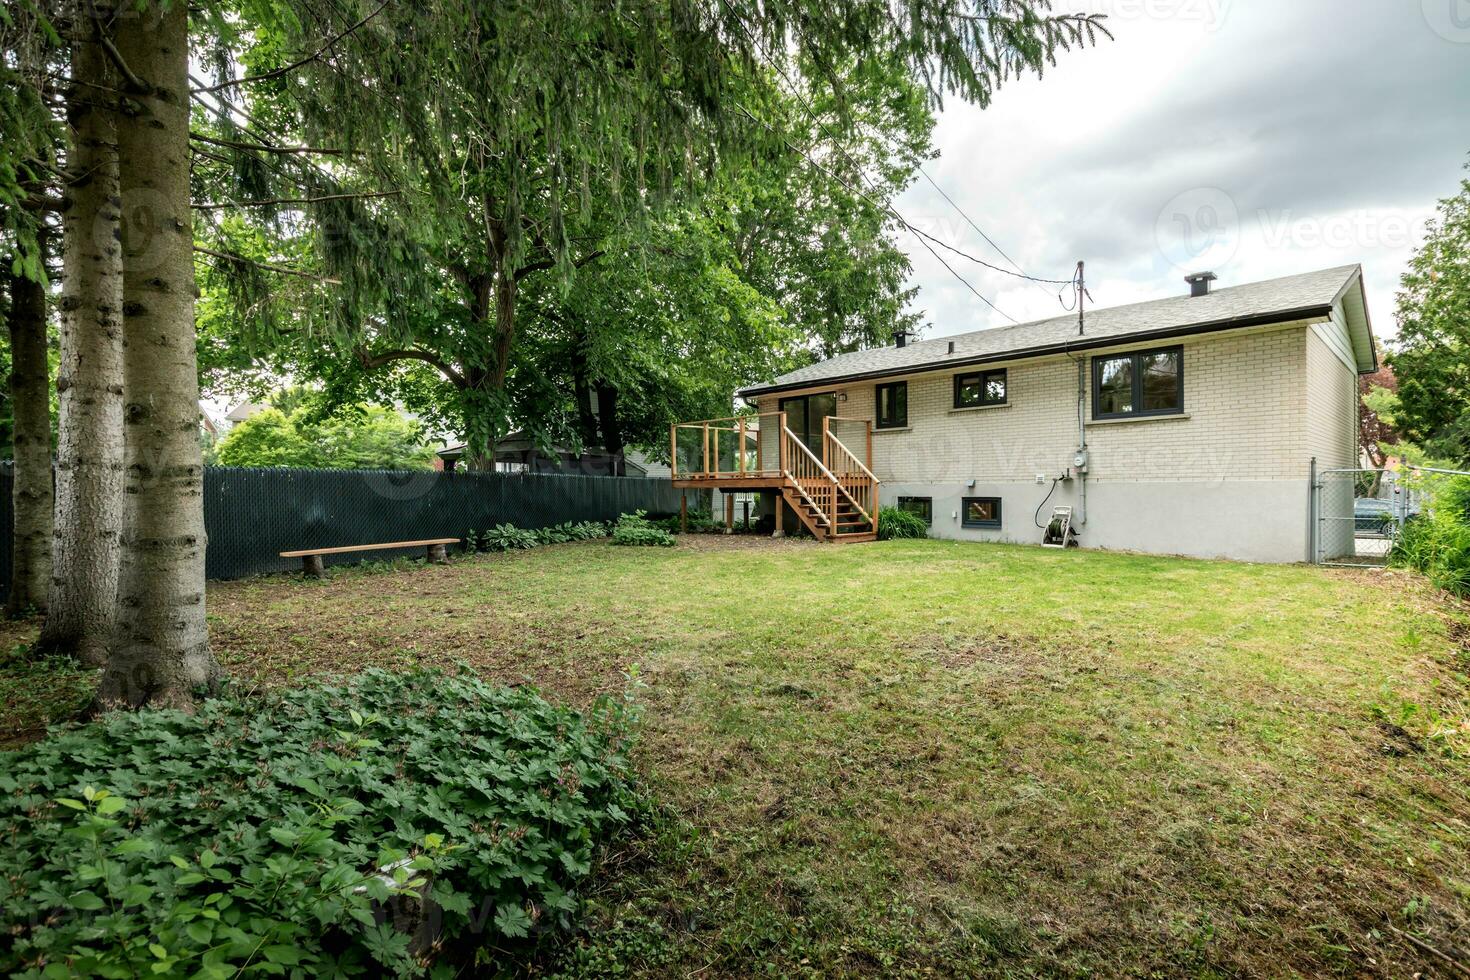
[1185,271,1218,297]
[947,341,955,354]
[892,328,914,348]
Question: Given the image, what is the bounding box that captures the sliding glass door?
[779,392,837,457]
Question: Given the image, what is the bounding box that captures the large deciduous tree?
[1390,162,1470,468]
[99,0,222,708]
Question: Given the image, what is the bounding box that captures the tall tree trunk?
[98,1,221,709]
[594,381,625,476]
[36,30,124,665]
[5,233,55,618]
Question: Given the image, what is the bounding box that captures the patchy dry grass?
[5,538,1469,976]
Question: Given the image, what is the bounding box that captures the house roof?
[739,265,1375,398]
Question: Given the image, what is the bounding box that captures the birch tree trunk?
[5,238,55,618]
[36,31,124,664]
[97,0,222,709]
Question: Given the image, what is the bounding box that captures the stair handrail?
[823,429,877,526]
[824,430,879,487]
[782,426,843,528]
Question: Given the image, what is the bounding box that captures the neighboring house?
[673,265,1375,562]
[437,432,646,476]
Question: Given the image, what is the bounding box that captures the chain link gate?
[1310,461,1415,568]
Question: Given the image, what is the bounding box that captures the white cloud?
[896,0,1470,343]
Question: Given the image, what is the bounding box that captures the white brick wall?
[756,325,1312,485]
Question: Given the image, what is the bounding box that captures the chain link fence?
[0,464,693,596]
[1311,462,1442,568]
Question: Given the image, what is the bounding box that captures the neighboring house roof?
[225,400,268,422]
[739,265,1376,398]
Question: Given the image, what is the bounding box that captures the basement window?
[1092,346,1183,419]
[876,381,908,429]
[897,496,933,525]
[954,369,1007,408]
[962,497,1002,529]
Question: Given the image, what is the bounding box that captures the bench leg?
[426,543,448,565]
[302,554,325,578]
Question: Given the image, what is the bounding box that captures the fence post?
[1307,457,1318,564]
[670,424,678,480]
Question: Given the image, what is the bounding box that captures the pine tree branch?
[193,0,390,95]
[189,132,352,156]
[96,33,149,94]
[194,246,342,285]
[193,191,400,211]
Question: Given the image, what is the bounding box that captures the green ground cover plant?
[0,669,639,977]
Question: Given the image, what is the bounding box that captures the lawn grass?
[4,537,1469,976]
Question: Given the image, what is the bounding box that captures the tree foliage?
[1390,162,1470,467]
[215,403,436,470]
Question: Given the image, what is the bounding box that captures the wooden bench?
[280,538,460,578]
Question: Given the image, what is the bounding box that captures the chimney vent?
[1185,271,1218,298]
[892,328,915,348]
[947,341,956,354]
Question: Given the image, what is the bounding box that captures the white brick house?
[723,266,1376,563]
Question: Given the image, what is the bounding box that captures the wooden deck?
[670,413,880,543]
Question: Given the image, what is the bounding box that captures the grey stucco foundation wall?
[881,479,1311,564]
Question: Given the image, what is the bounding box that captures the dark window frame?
[953,368,1008,409]
[1090,345,1184,420]
[875,381,908,429]
[961,496,1003,529]
[896,496,933,525]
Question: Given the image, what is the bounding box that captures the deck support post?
[773,493,786,537]
[724,493,735,535]
[426,543,448,565]
[302,554,325,578]
[680,492,688,533]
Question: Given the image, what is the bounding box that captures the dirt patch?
[924,631,1053,671]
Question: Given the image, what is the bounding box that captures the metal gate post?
[1308,457,1318,564]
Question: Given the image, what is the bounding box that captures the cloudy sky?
[895,0,1470,344]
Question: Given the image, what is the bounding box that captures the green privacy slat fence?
[0,464,694,597]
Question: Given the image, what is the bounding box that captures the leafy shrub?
[877,506,929,541]
[481,523,540,551]
[610,511,676,547]
[1392,475,1470,595]
[0,669,641,977]
[567,520,609,541]
[535,524,573,545]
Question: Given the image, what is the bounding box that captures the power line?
[735,104,1018,324]
[733,19,1091,338]
[915,166,1071,294]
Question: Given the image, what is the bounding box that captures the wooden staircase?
[668,410,880,544]
[779,422,879,543]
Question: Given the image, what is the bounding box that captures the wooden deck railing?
[782,424,839,528]
[669,412,783,480]
[823,417,877,528]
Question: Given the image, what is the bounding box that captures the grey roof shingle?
[740,265,1368,397]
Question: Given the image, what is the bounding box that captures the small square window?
[962,497,1002,529]
[954,369,1007,409]
[876,381,908,429]
[897,496,933,525]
